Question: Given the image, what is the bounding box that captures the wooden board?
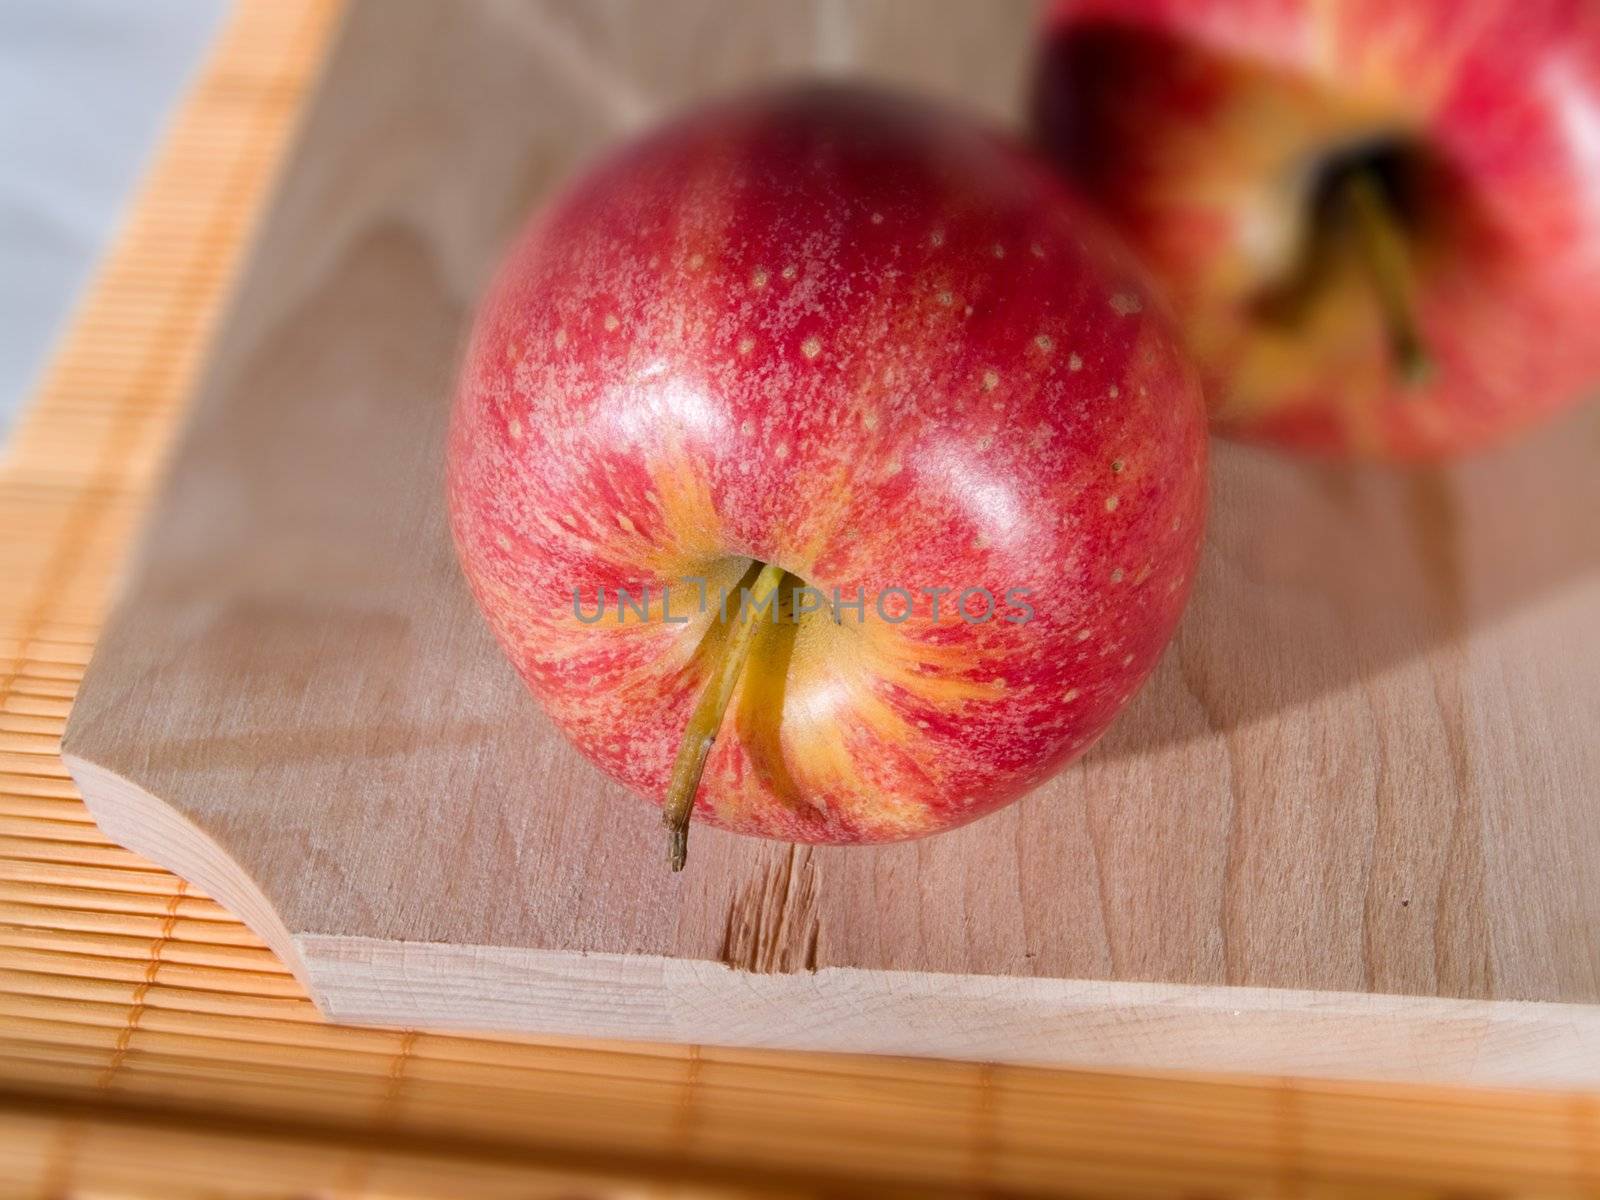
[61,0,1600,1085]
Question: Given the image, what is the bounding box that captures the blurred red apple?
[449,85,1206,867]
[1034,0,1600,458]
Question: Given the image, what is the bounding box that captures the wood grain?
[61,0,1600,1083]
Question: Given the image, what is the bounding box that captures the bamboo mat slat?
[1,0,1599,1197]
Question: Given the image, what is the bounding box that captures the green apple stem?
[663,560,787,872]
[1342,169,1432,386]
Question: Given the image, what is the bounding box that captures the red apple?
[448,85,1206,867]
[1034,0,1600,458]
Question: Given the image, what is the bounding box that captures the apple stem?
[663,560,787,872]
[1342,169,1432,386]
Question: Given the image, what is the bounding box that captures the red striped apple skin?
[1036,0,1600,459]
[448,86,1207,845]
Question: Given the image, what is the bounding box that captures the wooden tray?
[62,0,1600,1085]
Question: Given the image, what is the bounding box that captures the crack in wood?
[720,844,821,974]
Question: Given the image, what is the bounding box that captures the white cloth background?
[0,0,223,438]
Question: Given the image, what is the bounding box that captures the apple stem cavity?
[663,560,788,871]
[1341,169,1433,387]
[1256,160,1434,389]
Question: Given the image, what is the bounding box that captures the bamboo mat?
[2,1,1599,1196]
